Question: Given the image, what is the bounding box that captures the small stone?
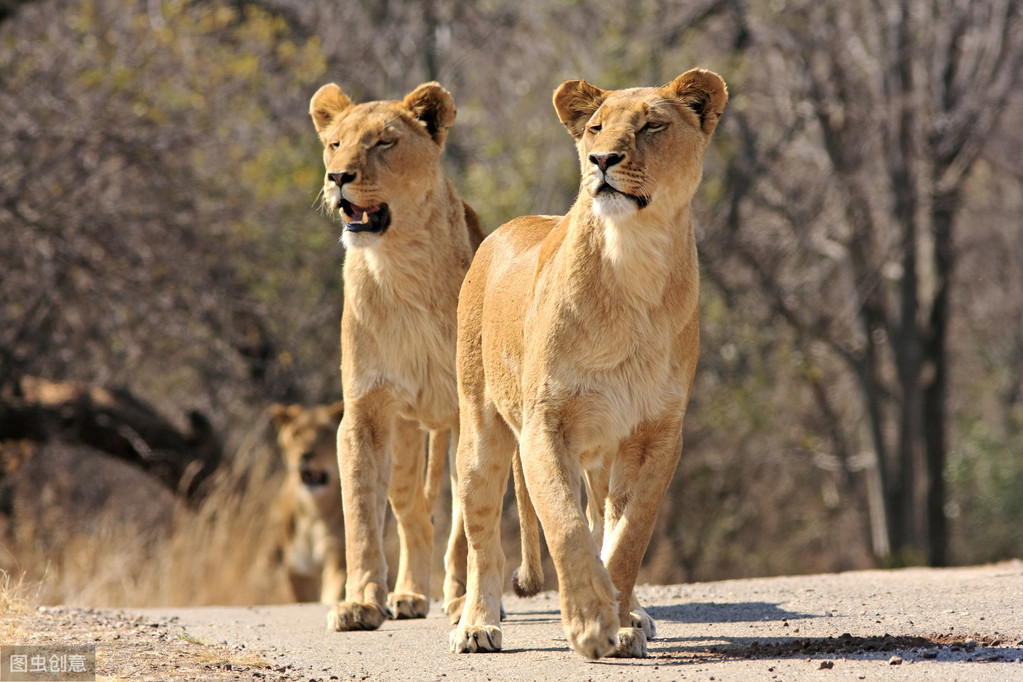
[888,656,903,665]
[819,661,835,670]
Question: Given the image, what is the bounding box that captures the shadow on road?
[647,601,811,624]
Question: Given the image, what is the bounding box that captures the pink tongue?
[348,203,378,214]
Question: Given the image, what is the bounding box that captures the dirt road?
[9,561,1023,680]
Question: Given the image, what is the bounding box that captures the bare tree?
[0,0,342,432]
[709,0,1023,564]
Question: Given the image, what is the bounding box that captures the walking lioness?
[309,81,483,630]
[451,69,727,659]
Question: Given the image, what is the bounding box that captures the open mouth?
[596,182,650,209]
[340,198,390,234]
[300,467,330,488]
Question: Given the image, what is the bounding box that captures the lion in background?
[270,402,346,604]
[451,69,727,659]
[309,80,484,630]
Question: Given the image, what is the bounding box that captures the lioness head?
[309,82,456,248]
[553,69,727,221]
[270,402,344,495]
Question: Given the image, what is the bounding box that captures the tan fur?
[270,402,346,604]
[308,81,484,630]
[451,69,727,659]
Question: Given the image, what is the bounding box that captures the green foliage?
[947,418,1023,563]
[0,0,339,425]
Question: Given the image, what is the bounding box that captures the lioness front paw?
[326,601,390,631]
[610,626,648,658]
[561,575,619,659]
[564,612,619,660]
[387,592,429,619]
[450,625,502,653]
[630,606,657,640]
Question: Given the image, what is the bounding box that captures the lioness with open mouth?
[450,69,727,659]
[309,81,484,631]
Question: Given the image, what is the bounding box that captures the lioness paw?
[565,616,618,660]
[326,601,390,631]
[387,592,429,619]
[630,606,657,640]
[443,594,466,625]
[610,627,648,658]
[450,625,502,654]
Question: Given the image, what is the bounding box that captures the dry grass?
[0,428,542,611]
[0,569,32,642]
[0,436,292,609]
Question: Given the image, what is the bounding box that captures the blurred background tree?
[1,0,1021,605]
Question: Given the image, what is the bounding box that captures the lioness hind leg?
[450,412,515,653]
[509,449,544,598]
[319,546,346,605]
[387,417,434,619]
[442,436,469,623]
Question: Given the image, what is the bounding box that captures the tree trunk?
[923,187,958,567]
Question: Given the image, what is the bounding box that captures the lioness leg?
[424,429,448,513]
[442,434,469,623]
[509,450,544,598]
[583,461,650,637]
[387,417,434,619]
[449,410,515,653]
[583,460,610,550]
[519,420,618,661]
[320,545,346,605]
[328,396,393,631]
[602,420,684,657]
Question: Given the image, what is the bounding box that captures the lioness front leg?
[328,398,393,631]
[386,417,434,619]
[519,421,618,660]
[602,420,684,657]
[450,417,514,653]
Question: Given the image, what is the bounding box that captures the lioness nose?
[328,171,356,187]
[588,152,624,172]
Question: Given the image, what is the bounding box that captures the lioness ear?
[664,68,728,137]
[403,82,456,146]
[309,83,354,143]
[269,403,302,430]
[553,79,608,140]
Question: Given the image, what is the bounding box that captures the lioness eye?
[375,139,396,150]
[329,141,340,150]
[587,124,602,134]
[642,122,666,133]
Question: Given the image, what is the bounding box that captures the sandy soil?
[7,561,1023,681]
